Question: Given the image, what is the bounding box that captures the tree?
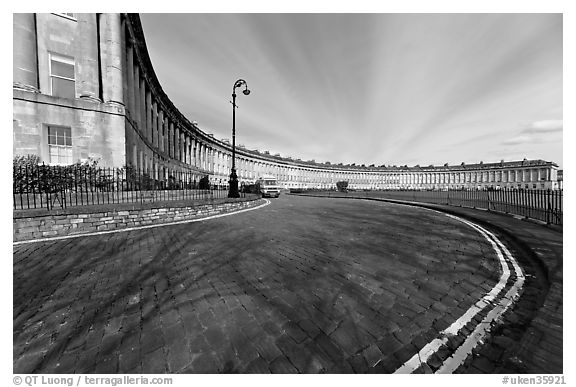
[199,175,210,189]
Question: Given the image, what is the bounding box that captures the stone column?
[126,43,135,118]
[174,126,180,161]
[78,14,100,101]
[146,89,152,143]
[209,148,213,172]
[186,136,191,165]
[133,66,141,127]
[140,78,146,135]
[168,120,174,158]
[13,13,39,92]
[181,133,186,163]
[158,109,164,152]
[99,13,124,105]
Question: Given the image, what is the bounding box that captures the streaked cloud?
[521,120,563,134]
[139,13,563,167]
[501,120,562,147]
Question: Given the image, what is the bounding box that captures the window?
[49,53,75,99]
[48,126,73,165]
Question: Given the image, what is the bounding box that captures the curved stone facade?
[13,13,560,190]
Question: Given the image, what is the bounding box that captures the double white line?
[394,212,525,374]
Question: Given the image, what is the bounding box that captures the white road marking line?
[13,199,271,246]
[393,211,524,374]
[435,229,525,374]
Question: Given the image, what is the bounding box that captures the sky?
[140,13,563,168]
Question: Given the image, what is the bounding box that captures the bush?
[13,155,104,194]
[336,181,348,192]
[198,175,210,190]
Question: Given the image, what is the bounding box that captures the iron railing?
[13,164,252,210]
[297,188,563,225]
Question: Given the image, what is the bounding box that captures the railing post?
[546,189,551,225]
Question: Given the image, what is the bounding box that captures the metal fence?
[298,188,563,225]
[13,164,252,211]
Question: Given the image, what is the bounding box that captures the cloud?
[501,120,563,146]
[502,135,534,146]
[521,120,563,134]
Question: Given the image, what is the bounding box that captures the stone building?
[13,13,561,190]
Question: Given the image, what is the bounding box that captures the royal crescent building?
[13,13,561,191]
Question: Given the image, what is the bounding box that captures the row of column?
[224,164,552,188]
[333,168,549,187]
[126,35,238,176]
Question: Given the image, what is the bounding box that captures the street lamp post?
[228,79,250,198]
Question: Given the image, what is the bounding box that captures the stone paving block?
[254,337,283,362]
[94,354,119,373]
[75,346,98,373]
[119,329,140,353]
[375,333,404,355]
[13,350,45,374]
[445,333,465,351]
[204,326,228,352]
[181,312,204,334]
[392,328,414,346]
[244,356,271,373]
[141,347,166,373]
[100,332,123,357]
[304,341,336,371]
[189,334,211,355]
[230,306,255,328]
[362,344,383,367]
[283,321,308,343]
[240,321,263,341]
[105,315,123,335]
[231,334,259,365]
[119,348,141,373]
[469,355,496,373]
[302,352,326,373]
[167,341,191,373]
[25,333,52,354]
[162,309,181,328]
[185,352,219,373]
[327,359,355,373]
[298,319,321,338]
[121,311,141,332]
[140,328,164,354]
[275,334,308,372]
[348,353,369,373]
[426,352,444,371]
[261,320,283,337]
[392,343,418,365]
[269,356,299,374]
[314,332,344,363]
[335,320,374,355]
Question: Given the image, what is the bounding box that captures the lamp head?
[243,88,251,96]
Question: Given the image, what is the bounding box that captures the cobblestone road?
[14,195,520,373]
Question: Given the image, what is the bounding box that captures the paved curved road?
[14,194,516,373]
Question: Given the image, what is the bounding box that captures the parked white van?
[255,175,281,198]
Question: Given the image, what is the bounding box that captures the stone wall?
[13,197,263,242]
